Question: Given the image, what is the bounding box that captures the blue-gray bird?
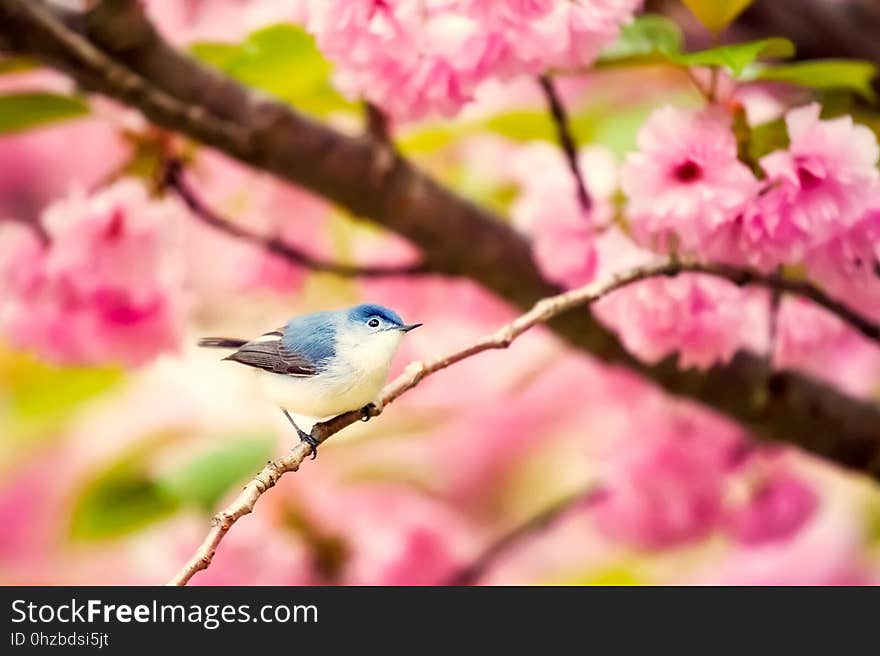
[199,304,421,457]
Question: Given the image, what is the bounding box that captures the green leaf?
[599,14,683,62]
[155,434,275,511]
[670,37,795,77]
[682,0,754,34]
[190,24,355,116]
[0,92,89,134]
[70,446,180,541]
[752,59,878,102]
[748,118,790,160]
[0,349,123,443]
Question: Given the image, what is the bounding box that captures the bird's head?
[338,303,422,362]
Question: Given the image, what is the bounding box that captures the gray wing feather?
[224,339,317,376]
[223,311,338,376]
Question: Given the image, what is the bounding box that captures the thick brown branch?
[2,0,879,480]
[537,74,592,213]
[162,160,427,278]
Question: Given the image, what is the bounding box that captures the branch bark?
[162,159,428,277]
[537,74,592,213]
[2,0,880,480]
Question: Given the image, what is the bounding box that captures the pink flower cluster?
[621,105,759,253]
[625,103,880,271]
[522,101,880,378]
[295,0,642,120]
[772,296,880,397]
[593,413,819,551]
[0,181,187,367]
[593,274,768,369]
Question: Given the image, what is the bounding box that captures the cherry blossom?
[621,105,760,253]
[1,181,187,367]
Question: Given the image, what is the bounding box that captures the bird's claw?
[298,431,319,459]
[280,408,318,459]
[360,403,377,422]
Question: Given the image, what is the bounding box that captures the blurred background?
[2,0,880,585]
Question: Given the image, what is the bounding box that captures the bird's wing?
[223,337,318,376]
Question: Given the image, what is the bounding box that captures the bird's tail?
[198,337,248,349]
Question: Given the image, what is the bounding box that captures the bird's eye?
[368,318,380,328]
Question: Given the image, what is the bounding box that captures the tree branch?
[169,259,880,585]
[161,159,428,278]
[2,0,880,480]
[364,102,391,143]
[537,74,592,213]
[677,262,880,344]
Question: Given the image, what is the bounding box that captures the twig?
[363,101,396,186]
[365,102,391,143]
[537,74,592,214]
[162,159,427,278]
[168,258,880,585]
[446,488,601,586]
[685,67,712,103]
[708,65,721,102]
[688,262,880,344]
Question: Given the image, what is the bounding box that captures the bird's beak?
[399,323,423,332]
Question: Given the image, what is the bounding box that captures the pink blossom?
[772,296,880,398]
[0,118,130,224]
[297,1,640,120]
[714,103,880,271]
[593,415,744,550]
[466,0,642,73]
[702,192,811,272]
[299,1,504,120]
[621,105,759,253]
[725,464,818,546]
[805,202,880,321]
[1,180,187,367]
[593,274,768,369]
[716,508,870,585]
[510,143,617,288]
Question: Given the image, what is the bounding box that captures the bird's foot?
[281,408,318,459]
[360,403,377,422]
[298,430,319,460]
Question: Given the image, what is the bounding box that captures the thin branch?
[684,262,880,344]
[365,102,391,143]
[445,488,601,586]
[168,258,880,585]
[162,159,428,278]
[537,74,592,214]
[708,65,721,102]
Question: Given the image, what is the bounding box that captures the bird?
[198,304,421,458]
